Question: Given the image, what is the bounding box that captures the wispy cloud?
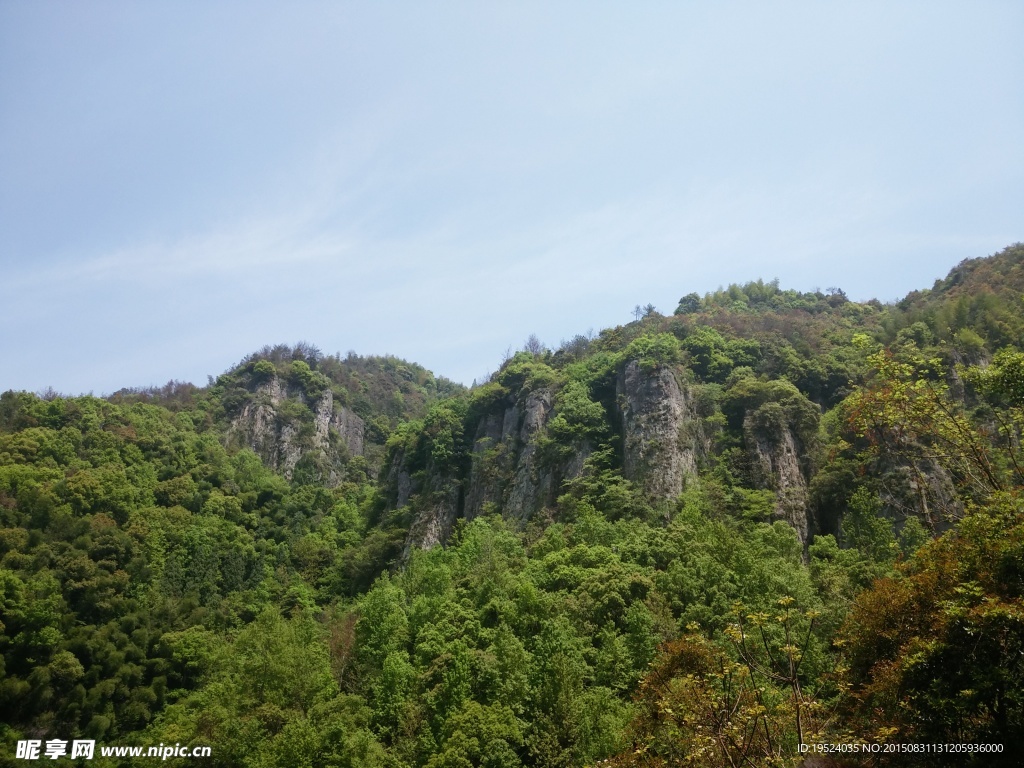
[1,2,1019,394]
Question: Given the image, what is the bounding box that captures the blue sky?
[1,1,1021,394]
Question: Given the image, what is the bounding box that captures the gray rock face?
[401,387,592,554]
[386,441,463,559]
[385,448,415,511]
[232,377,289,470]
[745,417,810,543]
[462,387,587,525]
[877,455,961,533]
[504,388,557,523]
[227,376,364,485]
[462,412,505,520]
[330,406,365,458]
[401,483,461,560]
[396,358,828,554]
[616,360,706,501]
[401,361,718,554]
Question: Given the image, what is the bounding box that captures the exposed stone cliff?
[399,387,583,554]
[876,454,961,533]
[227,376,364,485]
[389,444,462,559]
[394,359,831,554]
[463,388,566,525]
[745,416,811,543]
[616,361,708,502]
[398,361,714,553]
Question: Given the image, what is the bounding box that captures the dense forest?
[3,244,1024,767]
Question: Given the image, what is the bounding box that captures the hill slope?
[2,243,1023,767]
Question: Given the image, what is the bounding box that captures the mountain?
[108,343,464,480]
[384,244,1024,559]
[1,243,1023,767]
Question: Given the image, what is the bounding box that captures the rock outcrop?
[461,412,507,520]
[227,376,364,485]
[876,454,961,533]
[399,388,572,554]
[745,417,811,543]
[396,385,604,554]
[399,360,718,554]
[464,388,564,525]
[616,361,708,502]
[395,359,828,554]
[389,444,462,559]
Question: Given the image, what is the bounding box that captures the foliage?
[620,334,681,374]
[844,346,1006,518]
[839,495,1024,765]
[3,245,1024,765]
[681,326,759,383]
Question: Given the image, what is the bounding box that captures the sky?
[1,1,1022,394]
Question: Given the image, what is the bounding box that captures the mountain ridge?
[2,242,1023,767]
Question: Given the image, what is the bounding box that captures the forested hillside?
[3,244,1024,767]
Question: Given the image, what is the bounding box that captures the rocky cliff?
[744,415,812,543]
[398,387,586,554]
[616,360,709,502]
[875,454,961,533]
[396,360,723,553]
[388,443,462,558]
[463,388,564,525]
[227,375,364,485]
[391,358,833,553]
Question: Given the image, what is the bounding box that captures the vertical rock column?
[616,361,702,502]
[745,419,810,543]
